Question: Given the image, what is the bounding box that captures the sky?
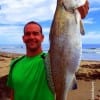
[0,0,100,45]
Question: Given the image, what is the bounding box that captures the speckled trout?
[47,0,86,100]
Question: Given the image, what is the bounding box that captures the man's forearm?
[10,90,14,100]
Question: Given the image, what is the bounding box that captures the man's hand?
[77,0,89,19]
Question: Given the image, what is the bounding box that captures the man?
[7,21,54,100]
[7,1,89,100]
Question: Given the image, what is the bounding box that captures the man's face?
[23,24,44,51]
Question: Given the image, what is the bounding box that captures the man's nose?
[29,33,35,38]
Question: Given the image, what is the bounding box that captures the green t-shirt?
[7,53,54,100]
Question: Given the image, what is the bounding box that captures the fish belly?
[49,7,82,100]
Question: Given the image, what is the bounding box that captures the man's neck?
[26,48,43,57]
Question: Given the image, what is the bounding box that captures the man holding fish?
[7,0,89,100]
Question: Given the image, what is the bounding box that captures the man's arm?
[10,89,14,100]
[77,0,89,19]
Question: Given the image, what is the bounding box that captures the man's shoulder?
[10,55,25,68]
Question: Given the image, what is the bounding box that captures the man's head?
[23,21,43,34]
[23,21,44,52]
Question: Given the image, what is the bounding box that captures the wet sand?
[0,51,100,100]
[68,80,100,100]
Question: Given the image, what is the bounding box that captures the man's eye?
[25,32,30,35]
[33,32,40,35]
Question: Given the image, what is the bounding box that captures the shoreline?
[0,51,100,78]
[0,50,100,61]
[0,51,100,79]
[1,50,100,61]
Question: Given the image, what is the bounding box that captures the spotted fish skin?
[49,0,86,100]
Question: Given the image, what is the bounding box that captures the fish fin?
[80,20,85,35]
[70,76,78,90]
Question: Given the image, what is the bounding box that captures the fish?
[47,0,86,100]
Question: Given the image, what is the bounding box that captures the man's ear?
[22,35,25,43]
[41,34,44,42]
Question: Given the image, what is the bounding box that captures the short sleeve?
[7,60,15,89]
[7,56,25,88]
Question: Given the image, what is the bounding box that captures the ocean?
[0,44,100,61]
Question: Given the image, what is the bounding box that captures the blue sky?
[0,0,100,45]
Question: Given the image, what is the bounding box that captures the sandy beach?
[0,51,100,100]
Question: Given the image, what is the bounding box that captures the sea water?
[0,44,100,61]
[82,44,100,61]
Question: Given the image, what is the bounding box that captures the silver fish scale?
[49,1,83,100]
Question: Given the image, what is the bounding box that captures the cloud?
[0,0,56,44]
[82,32,100,44]
[0,0,100,45]
[89,7,100,12]
[83,18,95,24]
[89,0,100,4]
[0,25,23,44]
[0,0,56,24]
[41,27,50,45]
[0,25,22,34]
[0,32,23,44]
